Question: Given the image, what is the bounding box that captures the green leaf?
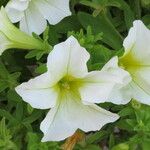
[112,143,129,150]
[35,63,47,74]
[114,0,135,29]
[118,107,134,117]
[0,109,18,125]
[86,131,108,144]
[0,80,9,92]
[27,104,34,115]
[84,144,102,150]
[109,134,115,149]
[0,61,20,91]
[25,49,51,60]
[27,132,60,150]
[141,0,150,8]
[14,102,23,122]
[0,60,9,78]
[27,132,39,150]
[141,139,150,150]
[54,15,82,33]
[7,90,22,103]
[142,15,150,26]
[25,50,39,59]
[22,110,42,125]
[0,118,8,139]
[78,12,123,49]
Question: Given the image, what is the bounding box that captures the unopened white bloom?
[15,36,130,142]
[5,0,71,35]
[0,7,50,55]
[103,20,150,105]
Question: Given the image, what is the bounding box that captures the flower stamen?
[62,82,70,90]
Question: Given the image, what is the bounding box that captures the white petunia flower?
[15,36,130,142]
[5,0,71,35]
[0,7,50,55]
[119,20,150,105]
[103,20,150,105]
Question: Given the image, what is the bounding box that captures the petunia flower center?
[60,81,71,90]
[119,51,141,72]
[58,76,81,91]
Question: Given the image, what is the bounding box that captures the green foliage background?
[0,0,150,149]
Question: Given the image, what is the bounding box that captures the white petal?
[40,104,76,142]
[129,81,150,105]
[5,0,29,11]
[102,57,131,86]
[79,57,131,104]
[15,73,59,109]
[108,85,132,105]
[5,8,24,23]
[47,36,90,85]
[79,72,115,104]
[40,92,119,142]
[129,67,150,105]
[5,0,28,22]
[33,0,71,25]
[20,1,47,35]
[102,56,132,104]
[122,20,150,65]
